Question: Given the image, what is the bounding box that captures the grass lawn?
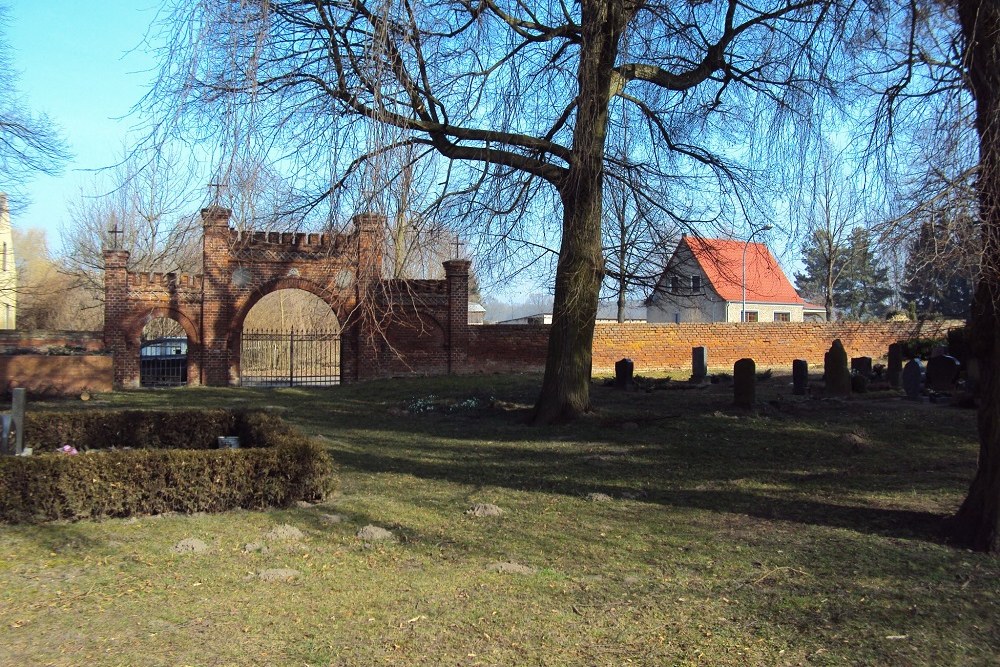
[1,373,998,666]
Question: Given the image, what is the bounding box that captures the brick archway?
[103,207,471,389]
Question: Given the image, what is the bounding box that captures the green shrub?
[0,409,334,523]
[898,336,947,361]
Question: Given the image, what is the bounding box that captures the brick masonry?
[97,207,965,386]
[0,355,112,395]
[467,320,965,375]
[103,207,469,388]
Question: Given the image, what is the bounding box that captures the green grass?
[1,374,998,666]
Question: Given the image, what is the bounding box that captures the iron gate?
[241,329,341,387]
[139,337,188,387]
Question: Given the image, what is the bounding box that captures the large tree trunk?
[948,0,1000,552]
[532,1,629,424]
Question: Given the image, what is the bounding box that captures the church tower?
[0,193,16,329]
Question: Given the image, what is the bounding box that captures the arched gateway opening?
[139,317,188,387]
[240,289,341,386]
[103,207,471,389]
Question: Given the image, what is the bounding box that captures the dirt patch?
[357,525,395,542]
[319,513,348,525]
[257,568,300,582]
[486,561,537,575]
[586,492,614,503]
[264,524,305,541]
[171,538,209,554]
[466,503,504,517]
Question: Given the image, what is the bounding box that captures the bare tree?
[945,0,1000,552]
[60,147,203,300]
[791,146,865,321]
[0,7,68,207]
[147,1,857,422]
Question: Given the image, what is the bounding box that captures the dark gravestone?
[851,356,873,379]
[792,359,808,396]
[615,358,634,390]
[887,343,903,388]
[902,359,924,400]
[691,346,708,382]
[733,358,756,409]
[824,339,851,397]
[925,355,960,391]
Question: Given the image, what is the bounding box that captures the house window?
[773,312,791,322]
[670,276,679,291]
[691,275,701,291]
[674,312,680,324]
[743,311,759,322]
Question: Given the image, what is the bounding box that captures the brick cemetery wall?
[0,330,104,354]
[464,320,964,376]
[0,354,113,395]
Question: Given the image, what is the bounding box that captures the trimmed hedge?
[0,409,334,523]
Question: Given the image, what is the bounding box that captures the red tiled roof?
[682,236,805,304]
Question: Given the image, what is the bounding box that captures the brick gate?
[103,207,470,389]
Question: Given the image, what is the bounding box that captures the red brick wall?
[467,320,964,375]
[0,330,104,353]
[0,355,113,395]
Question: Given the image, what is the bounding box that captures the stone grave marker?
[824,339,851,397]
[902,359,924,400]
[792,359,808,396]
[925,355,960,392]
[851,356,873,378]
[615,358,634,390]
[887,343,903,388]
[691,346,708,382]
[733,358,756,409]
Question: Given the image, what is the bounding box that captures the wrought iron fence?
[241,329,341,387]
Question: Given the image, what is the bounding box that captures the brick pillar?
[350,213,385,382]
[443,259,471,374]
[200,206,233,385]
[103,249,136,388]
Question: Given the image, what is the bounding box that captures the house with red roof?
[647,234,826,323]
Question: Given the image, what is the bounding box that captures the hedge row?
[0,409,334,523]
[23,409,253,453]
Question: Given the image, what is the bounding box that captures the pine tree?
[838,229,893,320]
[901,216,975,319]
[794,228,892,320]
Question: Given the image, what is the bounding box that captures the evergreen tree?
[793,229,850,320]
[838,229,893,320]
[901,216,976,319]
[794,228,892,320]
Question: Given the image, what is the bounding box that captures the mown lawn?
[1,374,997,666]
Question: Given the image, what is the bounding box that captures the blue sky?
[5,1,162,243]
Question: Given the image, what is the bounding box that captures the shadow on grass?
[328,443,952,544]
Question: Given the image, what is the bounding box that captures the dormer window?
[670,276,679,292]
[691,275,701,291]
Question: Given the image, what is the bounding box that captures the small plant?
[58,445,79,455]
[756,369,773,382]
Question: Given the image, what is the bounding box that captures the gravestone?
[733,358,756,409]
[824,339,851,397]
[851,356,873,379]
[12,388,24,455]
[614,358,634,390]
[925,355,960,391]
[887,343,903,388]
[691,346,708,382]
[902,359,924,400]
[792,359,808,396]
